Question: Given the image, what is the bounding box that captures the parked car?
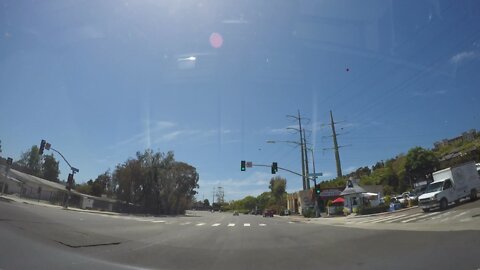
[263,209,274,217]
[402,191,418,201]
[419,161,480,212]
[392,195,403,204]
[250,209,261,215]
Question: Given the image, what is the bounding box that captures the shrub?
[384,195,391,205]
[358,205,389,215]
[303,208,315,218]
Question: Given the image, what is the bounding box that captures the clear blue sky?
[1,1,480,200]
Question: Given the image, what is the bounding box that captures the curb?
[63,207,120,216]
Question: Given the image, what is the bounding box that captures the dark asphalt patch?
[55,240,121,248]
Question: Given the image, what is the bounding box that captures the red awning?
[332,197,345,204]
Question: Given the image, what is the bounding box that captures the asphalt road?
[1,200,480,270]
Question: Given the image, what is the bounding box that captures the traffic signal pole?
[39,140,79,208]
[250,164,304,177]
[307,148,320,218]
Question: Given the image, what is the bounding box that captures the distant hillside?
[319,129,480,195]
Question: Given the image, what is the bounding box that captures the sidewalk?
[0,193,119,216]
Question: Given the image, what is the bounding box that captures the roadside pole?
[1,157,13,194]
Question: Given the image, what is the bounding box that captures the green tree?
[203,199,210,207]
[16,145,42,177]
[269,176,286,198]
[88,171,112,197]
[75,183,92,195]
[256,192,271,210]
[42,154,60,182]
[242,196,257,210]
[405,147,439,188]
[112,149,199,215]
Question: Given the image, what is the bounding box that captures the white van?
[418,161,480,212]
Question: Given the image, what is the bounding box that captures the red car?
[263,209,274,217]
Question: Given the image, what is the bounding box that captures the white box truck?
[418,161,480,212]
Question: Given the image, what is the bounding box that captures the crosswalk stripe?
[196,223,206,226]
[227,223,235,227]
[451,211,468,219]
[357,214,407,224]
[439,211,468,223]
[400,213,425,223]
[430,211,455,220]
[259,223,267,227]
[136,218,154,222]
[244,223,250,227]
[408,212,442,223]
[151,220,166,223]
[354,218,384,224]
[349,214,407,224]
[211,223,221,227]
[180,222,191,225]
[370,214,408,223]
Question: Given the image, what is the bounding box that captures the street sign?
[308,172,323,177]
[246,161,253,168]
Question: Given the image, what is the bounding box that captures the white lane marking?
[439,211,468,223]
[211,223,221,227]
[136,218,155,222]
[459,218,472,223]
[151,220,166,223]
[353,214,406,224]
[227,223,235,227]
[430,211,455,220]
[400,213,425,223]
[451,211,468,219]
[244,223,250,227]
[370,214,408,223]
[402,212,443,223]
[196,223,206,226]
[180,222,191,225]
[259,223,267,227]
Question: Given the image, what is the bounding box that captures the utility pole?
[216,186,224,204]
[212,187,215,205]
[330,110,342,177]
[302,129,310,190]
[287,110,307,190]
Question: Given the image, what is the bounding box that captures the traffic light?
[66,173,74,191]
[314,185,321,196]
[241,160,246,171]
[39,140,46,155]
[271,162,278,174]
